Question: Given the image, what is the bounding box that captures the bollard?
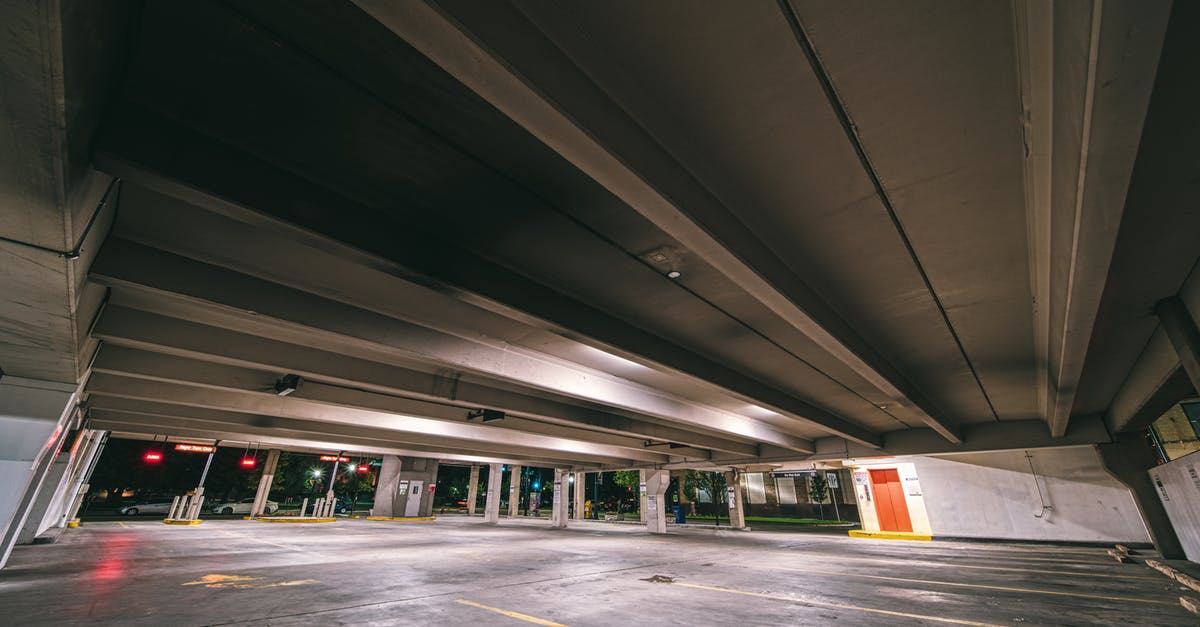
[168,496,182,520]
[300,498,309,518]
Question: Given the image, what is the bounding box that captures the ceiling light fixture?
[667,271,681,279]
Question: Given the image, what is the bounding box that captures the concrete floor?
[0,518,1194,626]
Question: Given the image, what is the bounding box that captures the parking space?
[0,518,1192,625]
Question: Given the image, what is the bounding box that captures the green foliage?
[809,472,829,504]
[612,470,640,490]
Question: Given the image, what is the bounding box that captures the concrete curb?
[365,516,436,522]
[848,529,931,541]
[162,519,203,525]
[1145,559,1200,594]
[253,517,336,523]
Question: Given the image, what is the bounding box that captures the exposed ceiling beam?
[89,237,817,451]
[89,408,587,468]
[90,301,755,455]
[1035,1,1171,437]
[92,104,869,449]
[349,0,935,442]
[85,372,671,464]
[89,343,709,461]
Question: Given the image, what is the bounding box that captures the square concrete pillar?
[467,465,480,515]
[572,471,585,520]
[550,469,568,528]
[507,465,522,517]
[640,469,670,534]
[373,456,440,518]
[0,377,80,569]
[725,471,746,529]
[250,449,281,517]
[484,463,502,523]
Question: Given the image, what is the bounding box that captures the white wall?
[1149,451,1200,561]
[850,446,1150,543]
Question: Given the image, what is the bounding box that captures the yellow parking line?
[765,566,1174,605]
[117,522,128,529]
[455,600,566,626]
[666,581,1002,626]
[769,554,1160,580]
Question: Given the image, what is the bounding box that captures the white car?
[118,501,174,516]
[211,497,278,515]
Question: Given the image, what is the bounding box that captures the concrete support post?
[250,449,281,517]
[1098,435,1185,559]
[60,430,108,526]
[507,465,522,517]
[640,469,670,534]
[467,465,480,515]
[1157,296,1200,392]
[572,471,585,520]
[725,471,746,530]
[484,463,502,523]
[551,469,568,528]
[0,377,80,569]
[372,456,439,517]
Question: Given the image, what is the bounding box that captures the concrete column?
[373,456,439,517]
[60,430,107,526]
[250,449,281,517]
[0,376,80,569]
[725,471,746,530]
[467,465,480,515]
[572,471,586,520]
[1098,435,1185,559]
[23,428,103,537]
[551,469,568,528]
[640,469,670,534]
[484,463,502,523]
[507,465,522,517]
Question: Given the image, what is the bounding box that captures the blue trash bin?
[672,505,686,524]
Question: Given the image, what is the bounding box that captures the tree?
[809,472,828,520]
[684,470,727,524]
[613,470,639,513]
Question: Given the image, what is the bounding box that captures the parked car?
[211,497,278,515]
[118,500,174,516]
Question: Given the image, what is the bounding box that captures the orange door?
[868,469,913,532]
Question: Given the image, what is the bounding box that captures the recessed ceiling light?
[667,271,681,279]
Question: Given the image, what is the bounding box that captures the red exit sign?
[175,444,216,453]
[319,455,350,462]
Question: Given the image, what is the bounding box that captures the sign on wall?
[853,470,868,485]
[771,470,818,478]
[825,472,839,489]
[904,476,922,496]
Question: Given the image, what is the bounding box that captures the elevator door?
[868,469,913,532]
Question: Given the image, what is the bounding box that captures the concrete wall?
[849,446,1151,543]
[1149,451,1200,561]
[373,456,439,518]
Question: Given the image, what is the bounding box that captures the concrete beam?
[88,410,578,468]
[85,375,664,465]
[89,239,814,451]
[92,305,752,455]
[1157,296,1200,396]
[89,343,706,461]
[93,111,861,448]
[354,0,921,444]
[1039,2,1172,437]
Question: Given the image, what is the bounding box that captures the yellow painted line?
[162,519,203,525]
[770,553,1161,581]
[768,566,1175,605]
[848,529,931,541]
[665,581,1002,626]
[455,599,566,626]
[365,516,436,522]
[67,519,80,528]
[116,522,128,529]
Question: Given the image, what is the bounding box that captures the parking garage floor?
[0,518,1194,626]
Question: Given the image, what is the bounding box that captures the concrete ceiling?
[1,0,1195,469]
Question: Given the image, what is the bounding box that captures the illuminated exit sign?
[320,455,350,462]
[175,444,216,453]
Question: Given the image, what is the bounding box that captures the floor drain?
[641,575,675,583]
